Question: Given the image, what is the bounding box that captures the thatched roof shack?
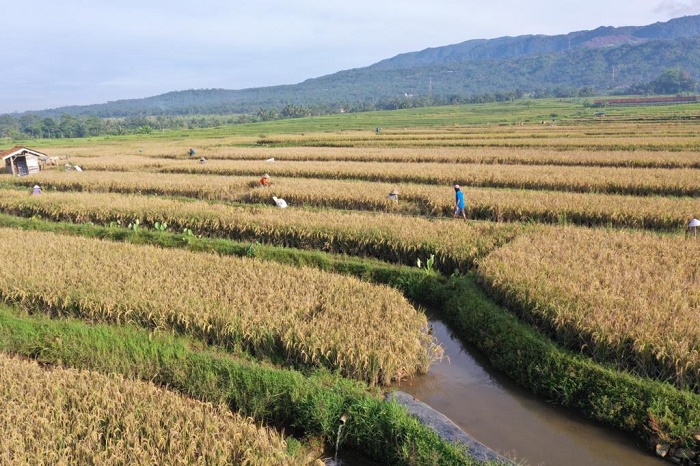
[2,146,46,176]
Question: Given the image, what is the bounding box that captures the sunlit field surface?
[0,354,317,465]
[2,103,700,461]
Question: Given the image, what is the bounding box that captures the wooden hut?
[2,146,46,176]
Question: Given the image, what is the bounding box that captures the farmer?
[259,174,271,187]
[453,184,467,221]
[199,157,207,164]
[31,185,42,195]
[387,188,399,203]
[188,148,196,157]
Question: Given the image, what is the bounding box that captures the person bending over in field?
[259,174,271,187]
[453,184,467,221]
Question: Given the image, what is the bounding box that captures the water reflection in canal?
[393,314,663,466]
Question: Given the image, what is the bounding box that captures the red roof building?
[2,146,47,176]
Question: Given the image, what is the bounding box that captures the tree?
[0,115,19,139]
[256,107,277,122]
[19,114,40,138]
[651,68,697,94]
[59,114,78,138]
[85,116,104,136]
[41,118,59,138]
[280,104,311,119]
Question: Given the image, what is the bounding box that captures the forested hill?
[369,14,700,70]
[15,14,700,119]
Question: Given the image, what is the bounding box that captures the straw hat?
[689,218,700,228]
[454,184,460,189]
[33,185,40,189]
[389,189,399,195]
[262,174,270,179]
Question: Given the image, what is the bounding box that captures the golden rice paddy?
[0,354,318,465]
[2,116,699,396]
[478,226,700,391]
[0,227,441,385]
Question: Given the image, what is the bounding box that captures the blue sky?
[1,0,699,113]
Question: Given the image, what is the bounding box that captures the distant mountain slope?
[370,14,700,69]
[20,14,700,119]
[302,36,700,95]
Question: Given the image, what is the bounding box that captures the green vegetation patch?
[439,273,700,450]
[0,305,484,465]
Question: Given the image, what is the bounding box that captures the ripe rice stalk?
[0,353,318,465]
[0,188,519,272]
[133,144,700,168]
[0,227,442,385]
[69,156,700,197]
[478,226,700,392]
[10,168,698,232]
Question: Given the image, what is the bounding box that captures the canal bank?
[392,314,663,465]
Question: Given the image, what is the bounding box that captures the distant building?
[593,95,698,107]
[2,146,46,176]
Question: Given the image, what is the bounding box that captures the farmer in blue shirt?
[453,184,467,221]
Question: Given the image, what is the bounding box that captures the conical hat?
[390,189,399,195]
[689,218,700,227]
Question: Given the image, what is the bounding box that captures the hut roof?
[1,146,48,161]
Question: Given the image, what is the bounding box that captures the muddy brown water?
[388,314,664,466]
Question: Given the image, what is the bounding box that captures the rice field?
[0,354,316,465]
[0,227,441,385]
[7,170,698,231]
[3,120,699,379]
[69,156,700,197]
[2,108,700,459]
[477,226,700,391]
[0,188,521,272]
[145,146,700,168]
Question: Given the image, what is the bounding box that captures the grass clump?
[439,273,700,450]
[0,305,489,465]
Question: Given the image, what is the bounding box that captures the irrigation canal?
[389,312,664,466]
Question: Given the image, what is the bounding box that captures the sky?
[1,0,699,114]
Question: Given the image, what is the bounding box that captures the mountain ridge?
[11,14,700,119]
[370,14,700,69]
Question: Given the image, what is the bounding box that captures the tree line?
[0,69,695,140]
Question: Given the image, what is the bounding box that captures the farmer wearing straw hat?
[259,174,271,187]
[453,184,467,221]
[31,185,42,195]
[387,188,399,203]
